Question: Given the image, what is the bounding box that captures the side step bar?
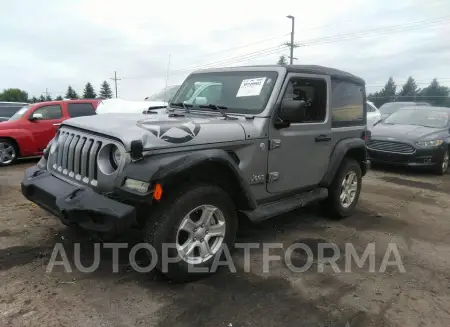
[241,187,328,223]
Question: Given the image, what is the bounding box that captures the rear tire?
[0,138,18,167]
[143,183,238,283]
[323,158,362,220]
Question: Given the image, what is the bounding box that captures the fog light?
[123,178,149,193]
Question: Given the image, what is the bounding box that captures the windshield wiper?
[170,102,193,113]
[198,104,238,120]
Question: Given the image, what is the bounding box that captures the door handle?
[315,135,331,142]
[53,123,61,126]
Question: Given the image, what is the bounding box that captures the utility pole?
[42,88,51,98]
[286,15,296,64]
[110,71,121,98]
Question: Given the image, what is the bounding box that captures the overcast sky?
[1,0,449,100]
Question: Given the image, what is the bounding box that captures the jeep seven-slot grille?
[48,129,102,186]
[366,140,415,154]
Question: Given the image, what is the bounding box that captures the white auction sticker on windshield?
[236,77,266,97]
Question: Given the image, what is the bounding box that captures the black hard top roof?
[195,64,365,85]
[283,65,364,85]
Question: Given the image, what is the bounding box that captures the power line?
[183,33,290,62]
[294,16,450,47]
[120,16,450,81]
[297,0,446,33]
[122,45,287,80]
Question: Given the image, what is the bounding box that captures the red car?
[0,99,100,166]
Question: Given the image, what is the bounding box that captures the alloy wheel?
[340,171,358,208]
[176,204,226,265]
[0,142,16,165]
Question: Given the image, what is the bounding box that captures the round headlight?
[112,146,121,166]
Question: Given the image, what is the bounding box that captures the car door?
[267,73,332,194]
[27,104,64,152]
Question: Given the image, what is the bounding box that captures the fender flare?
[0,129,35,156]
[122,148,258,210]
[320,138,367,187]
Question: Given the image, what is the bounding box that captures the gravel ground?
[1,160,450,327]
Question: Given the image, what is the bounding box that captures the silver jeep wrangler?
[21,65,370,282]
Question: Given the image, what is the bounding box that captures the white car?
[96,98,167,114]
[145,85,180,102]
[366,101,381,129]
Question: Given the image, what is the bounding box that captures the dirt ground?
[1,160,450,327]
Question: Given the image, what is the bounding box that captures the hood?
[63,112,247,151]
[0,120,18,128]
[371,123,445,141]
[96,99,168,114]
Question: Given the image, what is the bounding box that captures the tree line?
[276,56,450,108]
[367,77,450,108]
[0,81,114,103]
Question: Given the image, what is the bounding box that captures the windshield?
[8,105,31,121]
[379,102,416,114]
[146,85,180,102]
[383,109,449,128]
[170,71,278,114]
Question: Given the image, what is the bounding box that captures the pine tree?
[55,95,63,101]
[99,81,113,99]
[82,82,97,99]
[30,97,38,103]
[39,95,46,102]
[277,55,288,65]
[418,79,450,106]
[397,77,419,102]
[45,95,52,101]
[373,77,397,107]
[65,86,79,99]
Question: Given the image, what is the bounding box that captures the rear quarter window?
[331,80,365,127]
[67,103,96,117]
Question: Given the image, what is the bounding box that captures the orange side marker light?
[153,183,163,200]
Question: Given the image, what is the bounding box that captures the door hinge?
[269,139,281,150]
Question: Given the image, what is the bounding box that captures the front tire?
[434,149,449,175]
[324,158,362,220]
[0,138,18,167]
[144,183,238,283]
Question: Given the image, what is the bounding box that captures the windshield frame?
[382,108,450,128]
[169,70,280,115]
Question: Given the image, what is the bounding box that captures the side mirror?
[193,97,207,105]
[29,113,43,121]
[278,99,306,122]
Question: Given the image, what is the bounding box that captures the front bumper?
[367,146,445,168]
[21,166,136,233]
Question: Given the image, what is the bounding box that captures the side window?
[331,80,364,127]
[281,77,327,123]
[67,103,96,117]
[32,105,62,120]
